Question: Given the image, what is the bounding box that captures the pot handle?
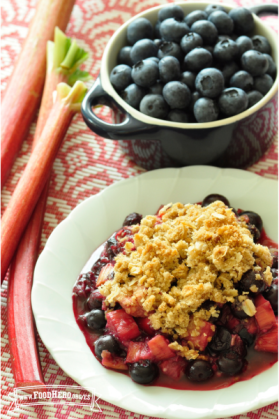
[249,3,278,16]
[81,76,152,140]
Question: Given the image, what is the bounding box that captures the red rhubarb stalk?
[1,0,76,189]
[1,81,87,282]
[7,30,90,390]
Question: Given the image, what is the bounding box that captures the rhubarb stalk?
[1,81,87,283]
[1,0,76,189]
[7,30,90,390]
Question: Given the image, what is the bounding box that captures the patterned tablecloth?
[1,0,278,418]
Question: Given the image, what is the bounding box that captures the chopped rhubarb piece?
[254,295,276,332]
[159,356,187,380]
[137,318,156,336]
[254,325,278,353]
[101,350,128,370]
[183,320,216,351]
[126,341,153,363]
[106,309,140,341]
[96,263,114,287]
[226,316,242,333]
[147,335,175,361]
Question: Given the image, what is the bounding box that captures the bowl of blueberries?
[81,2,278,170]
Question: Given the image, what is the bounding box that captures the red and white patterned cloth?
[1,0,278,418]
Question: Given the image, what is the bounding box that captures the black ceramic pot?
[81,2,278,171]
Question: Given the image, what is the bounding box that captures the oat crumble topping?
[99,201,272,359]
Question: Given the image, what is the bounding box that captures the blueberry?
[228,7,254,35]
[208,11,234,34]
[168,109,191,123]
[190,20,218,45]
[237,269,265,294]
[94,335,120,359]
[117,46,133,67]
[217,35,232,43]
[239,210,263,231]
[241,50,269,76]
[149,80,164,95]
[231,300,249,319]
[131,60,159,87]
[159,56,181,83]
[247,223,261,242]
[189,90,201,111]
[264,54,277,78]
[229,70,253,92]
[235,36,253,56]
[263,282,278,313]
[222,61,240,85]
[86,309,106,330]
[87,289,103,310]
[186,360,214,382]
[123,212,142,226]
[217,350,244,376]
[154,21,161,38]
[252,35,271,54]
[238,328,255,347]
[195,68,224,98]
[157,41,183,61]
[218,87,248,116]
[110,65,132,91]
[158,4,184,22]
[213,39,239,62]
[205,4,227,16]
[145,57,160,65]
[129,360,158,384]
[180,32,203,54]
[272,254,278,269]
[127,18,153,45]
[193,98,219,122]
[130,39,158,64]
[139,94,169,119]
[184,47,212,72]
[204,46,214,55]
[202,193,230,207]
[208,327,232,352]
[253,74,274,95]
[184,10,208,27]
[153,38,164,48]
[180,71,196,91]
[163,81,191,109]
[106,236,120,259]
[247,90,263,107]
[121,83,146,109]
[160,17,190,43]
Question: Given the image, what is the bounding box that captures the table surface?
[1,0,278,418]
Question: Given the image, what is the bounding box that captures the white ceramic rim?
[32,166,278,419]
[100,1,278,129]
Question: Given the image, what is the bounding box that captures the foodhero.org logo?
[8,385,102,413]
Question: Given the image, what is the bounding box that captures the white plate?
[32,166,278,419]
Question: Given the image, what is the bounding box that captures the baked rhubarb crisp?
[73,194,278,387]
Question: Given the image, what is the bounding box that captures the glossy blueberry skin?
[208,327,232,352]
[218,87,248,116]
[195,68,224,98]
[264,54,277,78]
[217,350,244,376]
[263,282,278,313]
[139,94,169,119]
[239,328,255,347]
[247,90,263,108]
[231,300,249,319]
[222,61,240,85]
[254,74,274,95]
[149,81,164,95]
[160,17,190,43]
[247,223,261,242]
[193,98,219,122]
[239,210,263,231]
[189,90,201,111]
[159,56,181,83]
[127,18,153,45]
[241,50,269,76]
[110,65,132,91]
[190,20,218,45]
[180,71,196,91]
[180,32,203,54]
[130,39,158,64]
[208,11,234,35]
[229,70,253,92]
[163,81,191,109]
[228,7,255,35]
[237,269,265,294]
[117,46,133,67]
[204,4,226,16]
[123,212,142,226]
[186,360,214,382]
[184,47,212,72]
[131,60,159,87]
[121,83,146,109]
[129,360,158,384]
[235,36,253,56]
[168,109,191,123]
[154,21,161,38]
[157,41,183,61]
[86,309,106,330]
[213,39,239,62]
[252,35,271,54]
[202,193,230,207]
[87,289,103,310]
[184,10,207,27]
[94,335,120,359]
[158,4,184,22]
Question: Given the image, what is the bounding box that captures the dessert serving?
[73,194,278,389]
